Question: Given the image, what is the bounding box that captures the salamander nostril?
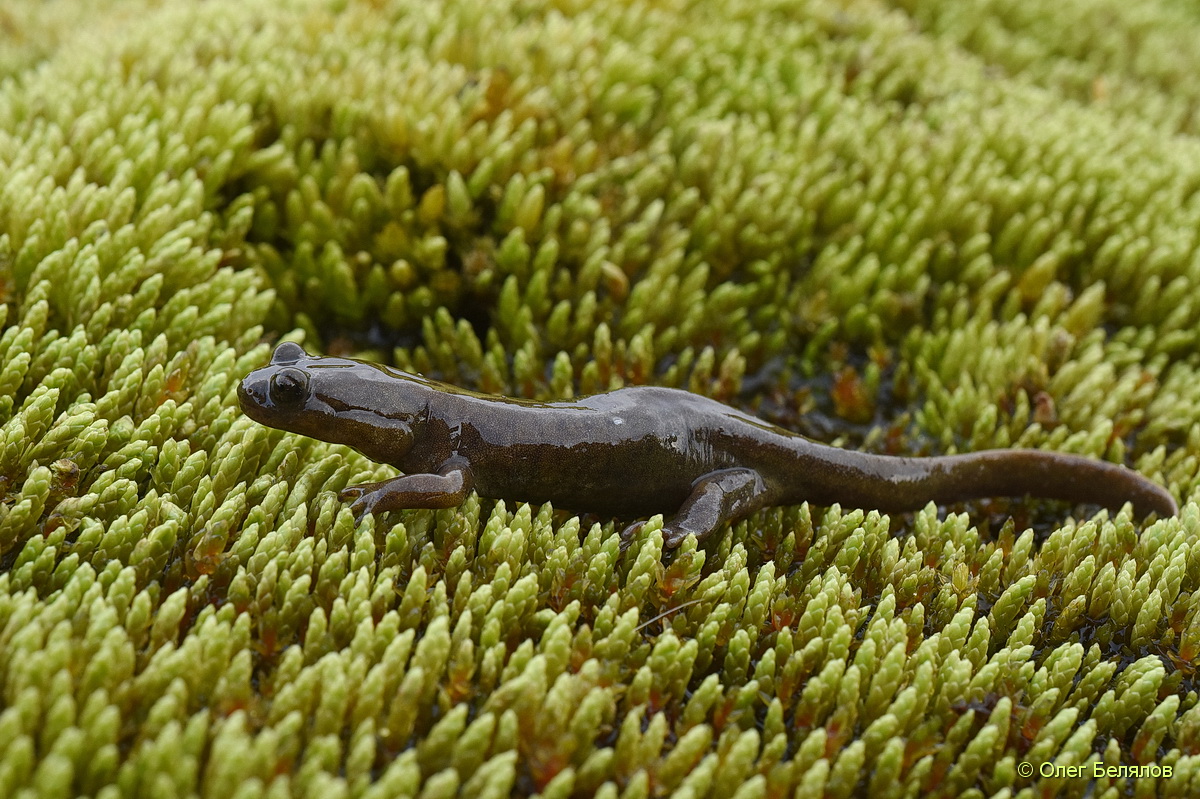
[237,375,274,412]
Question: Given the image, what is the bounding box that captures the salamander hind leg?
[622,468,771,550]
[339,462,474,521]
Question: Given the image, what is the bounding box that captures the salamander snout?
[238,365,310,422]
[237,372,271,423]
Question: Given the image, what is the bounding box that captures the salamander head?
[238,342,426,465]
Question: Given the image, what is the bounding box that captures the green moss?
[2,0,1200,795]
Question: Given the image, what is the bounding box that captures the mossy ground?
[2,0,1200,797]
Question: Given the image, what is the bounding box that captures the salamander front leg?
[339,460,474,520]
[621,468,771,550]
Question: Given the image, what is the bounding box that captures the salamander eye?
[269,368,308,408]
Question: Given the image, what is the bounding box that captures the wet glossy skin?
[238,342,1179,547]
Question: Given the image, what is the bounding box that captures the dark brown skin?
[237,342,1178,548]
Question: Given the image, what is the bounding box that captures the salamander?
[237,342,1179,547]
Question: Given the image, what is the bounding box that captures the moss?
[2,0,1200,795]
